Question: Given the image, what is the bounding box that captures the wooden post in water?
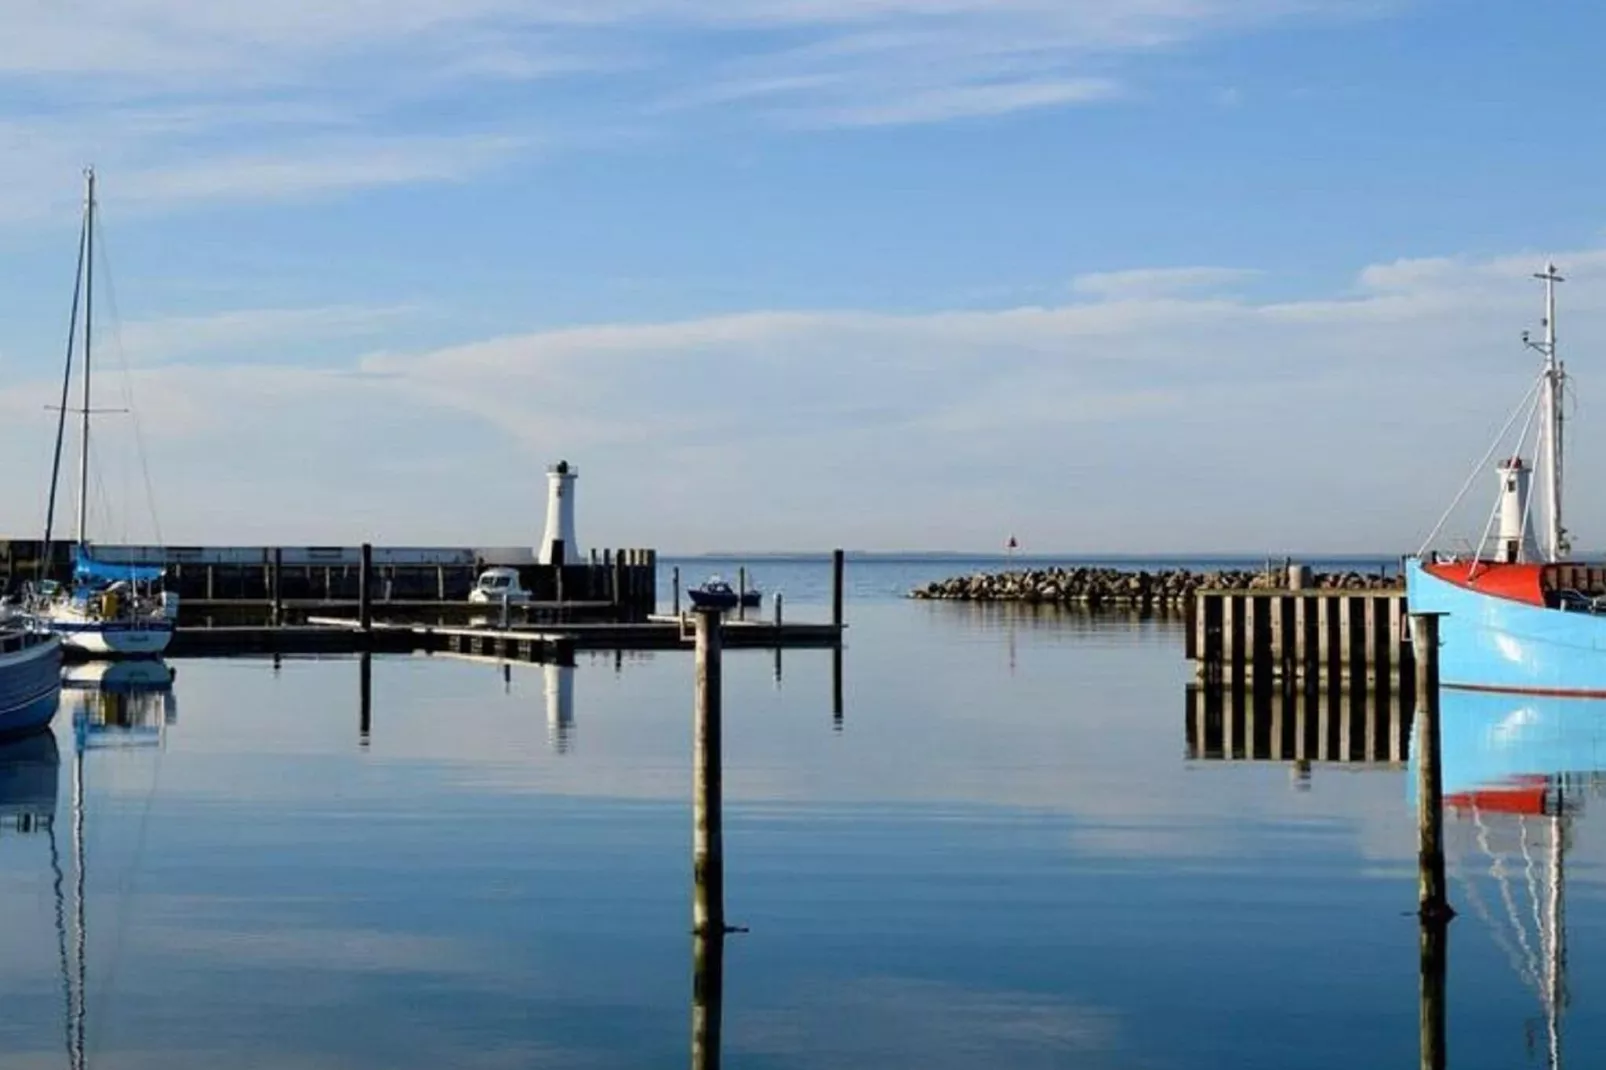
[613,550,627,617]
[673,566,682,615]
[1411,612,1453,922]
[737,567,747,621]
[1419,915,1448,1070]
[831,549,845,630]
[271,547,284,624]
[692,608,726,937]
[359,542,373,635]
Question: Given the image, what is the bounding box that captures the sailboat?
[27,168,177,657]
[1404,263,1606,695]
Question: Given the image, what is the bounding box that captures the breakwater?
[908,566,1402,606]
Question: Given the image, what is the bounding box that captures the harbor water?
[0,554,1596,1068]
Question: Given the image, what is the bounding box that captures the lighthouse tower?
[538,460,580,566]
[1496,456,1540,563]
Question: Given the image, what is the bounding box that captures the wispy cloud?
[0,242,1586,551]
[0,1,1393,221]
[1071,266,1261,299]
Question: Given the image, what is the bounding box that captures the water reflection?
[63,659,177,749]
[0,727,58,834]
[545,662,574,753]
[692,930,725,1070]
[1184,682,1412,768]
[1421,688,1606,1070]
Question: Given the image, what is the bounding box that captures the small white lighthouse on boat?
[538,460,580,566]
[1496,456,1540,563]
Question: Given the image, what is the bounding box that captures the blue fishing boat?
[1405,263,1606,695]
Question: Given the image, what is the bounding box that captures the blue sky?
[2,0,1606,554]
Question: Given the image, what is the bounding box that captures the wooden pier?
[0,539,661,617]
[1186,588,1412,686]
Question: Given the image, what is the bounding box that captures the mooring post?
[271,546,284,625]
[359,542,373,635]
[831,549,845,630]
[1411,612,1453,922]
[774,592,783,628]
[693,607,726,937]
[738,567,747,620]
[673,566,682,615]
[359,651,372,747]
[613,550,627,617]
[1419,914,1448,1070]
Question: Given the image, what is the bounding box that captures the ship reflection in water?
[1417,687,1606,1070]
[63,659,177,749]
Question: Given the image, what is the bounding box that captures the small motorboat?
[687,577,762,610]
[468,567,533,605]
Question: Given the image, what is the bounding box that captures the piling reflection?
[1420,916,1448,1070]
[359,652,372,746]
[691,930,725,1070]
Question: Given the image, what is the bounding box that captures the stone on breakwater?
[906,566,1402,606]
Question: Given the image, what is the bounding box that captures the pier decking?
[165,612,845,663]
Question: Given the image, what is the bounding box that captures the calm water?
[0,555,1597,1068]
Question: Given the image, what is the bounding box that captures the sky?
[3,1,1606,555]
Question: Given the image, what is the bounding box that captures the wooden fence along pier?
[1187,587,1412,687]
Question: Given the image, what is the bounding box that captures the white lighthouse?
[1496,456,1540,563]
[538,460,580,566]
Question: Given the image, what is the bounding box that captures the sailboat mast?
[1537,263,1566,562]
[73,167,95,552]
[40,200,89,581]
[75,168,95,552]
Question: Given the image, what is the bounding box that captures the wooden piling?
[737,567,747,621]
[271,547,284,624]
[774,592,783,627]
[613,550,626,614]
[692,608,725,937]
[673,566,682,615]
[831,549,845,629]
[359,542,373,634]
[1412,612,1453,922]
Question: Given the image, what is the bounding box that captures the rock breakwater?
[908,566,1402,607]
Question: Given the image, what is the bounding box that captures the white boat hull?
[59,623,173,656]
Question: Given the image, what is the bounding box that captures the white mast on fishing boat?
[1527,264,1568,562]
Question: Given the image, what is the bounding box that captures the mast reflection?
[1417,687,1605,1069]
